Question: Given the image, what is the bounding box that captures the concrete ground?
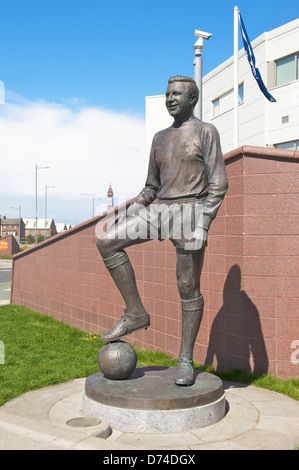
[0,377,298,450]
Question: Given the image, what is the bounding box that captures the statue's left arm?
[185,124,228,250]
[201,124,228,231]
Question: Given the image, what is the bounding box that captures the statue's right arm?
[134,186,157,206]
[110,136,160,226]
[133,133,160,207]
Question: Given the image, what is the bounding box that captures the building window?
[238,83,244,104]
[276,53,299,86]
[213,97,220,117]
[275,140,299,151]
[212,84,244,118]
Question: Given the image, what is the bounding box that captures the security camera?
[194,30,212,40]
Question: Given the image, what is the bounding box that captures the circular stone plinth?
[83,367,226,433]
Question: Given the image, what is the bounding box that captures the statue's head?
[166,76,199,120]
[168,76,199,104]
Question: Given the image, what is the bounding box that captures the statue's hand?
[109,202,145,228]
[184,226,208,251]
[126,202,145,218]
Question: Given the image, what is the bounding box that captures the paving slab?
[232,427,299,451]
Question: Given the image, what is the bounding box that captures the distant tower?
[107,183,114,210]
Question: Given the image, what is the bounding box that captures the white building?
[145,18,299,156]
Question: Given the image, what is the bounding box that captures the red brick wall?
[11,146,299,379]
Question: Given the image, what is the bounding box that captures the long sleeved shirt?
[135,118,228,230]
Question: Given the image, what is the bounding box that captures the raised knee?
[177,276,197,299]
[96,235,115,258]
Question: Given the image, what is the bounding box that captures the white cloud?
[0,96,146,208]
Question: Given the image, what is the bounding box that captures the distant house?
[56,223,72,233]
[56,223,67,233]
[0,216,25,243]
[23,218,57,240]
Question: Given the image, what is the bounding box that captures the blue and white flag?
[238,12,276,102]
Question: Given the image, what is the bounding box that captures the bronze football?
[97,341,137,380]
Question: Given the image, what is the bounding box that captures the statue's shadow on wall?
[205,265,269,375]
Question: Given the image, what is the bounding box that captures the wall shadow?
[205,265,269,375]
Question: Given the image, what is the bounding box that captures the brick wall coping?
[12,145,299,262]
[224,145,299,162]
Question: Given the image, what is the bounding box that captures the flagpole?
[234,5,239,149]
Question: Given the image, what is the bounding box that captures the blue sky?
[1,0,298,114]
[0,0,298,226]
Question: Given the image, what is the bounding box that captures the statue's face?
[165,81,194,120]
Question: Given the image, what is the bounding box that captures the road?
[0,259,12,306]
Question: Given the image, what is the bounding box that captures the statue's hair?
[168,75,199,105]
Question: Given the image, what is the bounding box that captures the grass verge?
[0,304,298,406]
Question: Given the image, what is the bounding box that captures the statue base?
[82,367,226,434]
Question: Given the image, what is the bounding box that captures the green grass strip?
[0,304,298,406]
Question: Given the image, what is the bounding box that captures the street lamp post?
[45,185,55,240]
[35,164,50,244]
[193,29,212,120]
